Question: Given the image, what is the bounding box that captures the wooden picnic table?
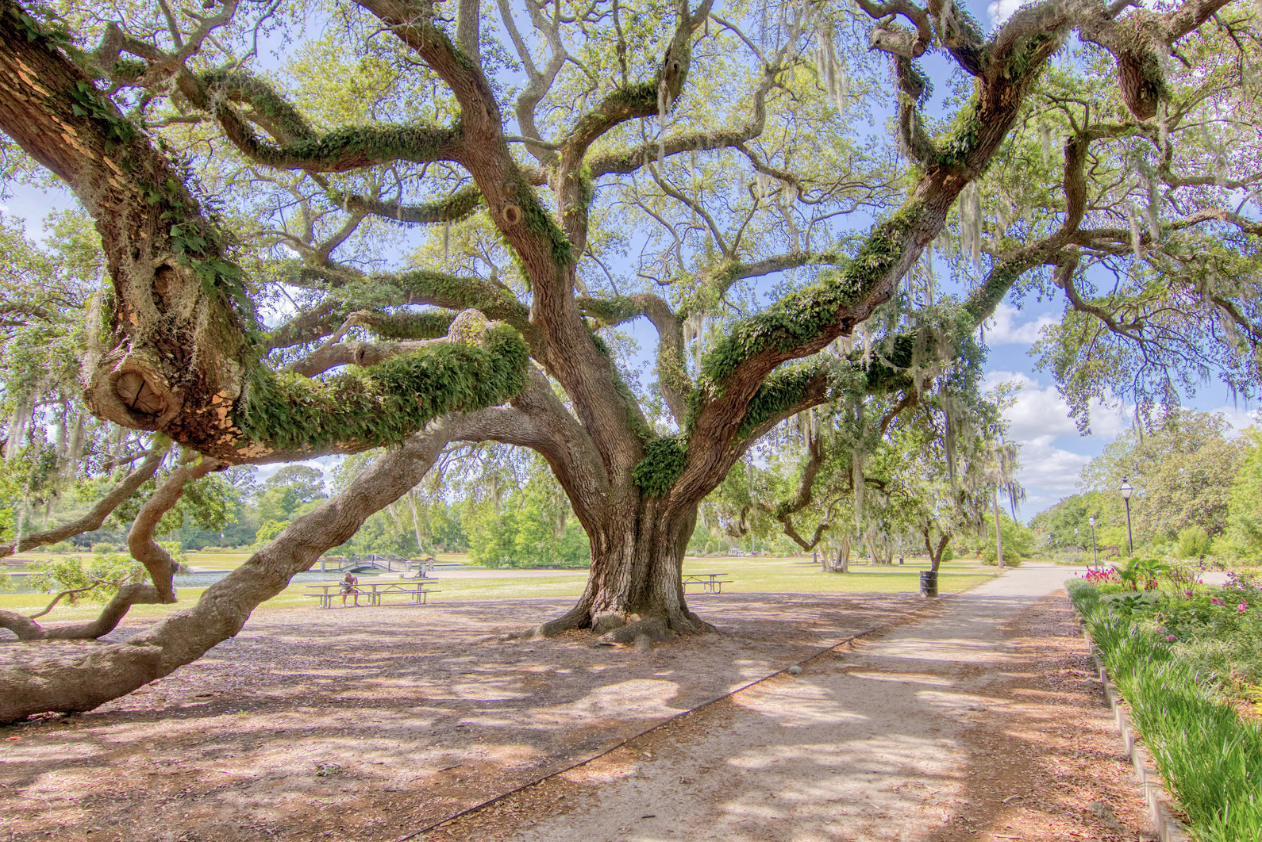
[682,573,733,594]
[307,581,437,609]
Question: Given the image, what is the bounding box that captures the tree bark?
[536,499,709,643]
[926,529,950,572]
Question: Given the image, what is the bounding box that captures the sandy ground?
[0,570,1161,842]
[414,565,1162,842]
[0,593,920,842]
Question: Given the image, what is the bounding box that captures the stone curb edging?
[1081,628,1190,842]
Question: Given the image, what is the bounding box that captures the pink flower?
[1212,597,1225,606]
[1238,603,1249,613]
[1186,590,1194,598]
[1166,635,1178,642]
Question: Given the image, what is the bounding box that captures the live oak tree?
[0,0,1259,723]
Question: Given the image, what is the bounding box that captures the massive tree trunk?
[537,499,708,643]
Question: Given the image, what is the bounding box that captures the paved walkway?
[469,563,1086,842]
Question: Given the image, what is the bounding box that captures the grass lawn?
[1,553,1001,624]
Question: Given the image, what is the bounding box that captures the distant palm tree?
[984,439,1025,568]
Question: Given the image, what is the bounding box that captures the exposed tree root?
[525,602,717,646]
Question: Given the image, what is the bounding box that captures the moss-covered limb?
[195,68,315,144]
[266,301,347,350]
[284,308,461,377]
[632,436,689,497]
[588,128,757,178]
[328,185,486,225]
[235,323,530,458]
[895,57,941,168]
[295,263,532,335]
[581,47,781,179]
[735,360,845,439]
[354,309,457,341]
[558,0,714,164]
[959,123,1099,328]
[213,104,463,174]
[579,293,692,423]
[695,204,923,399]
[925,0,989,75]
[689,252,849,317]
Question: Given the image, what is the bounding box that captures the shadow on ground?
[0,593,923,842]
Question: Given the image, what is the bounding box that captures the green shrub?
[28,553,146,605]
[252,519,289,549]
[90,542,118,554]
[1177,526,1212,559]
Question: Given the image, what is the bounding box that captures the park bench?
[307,581,437,609]
[682,573,733,594]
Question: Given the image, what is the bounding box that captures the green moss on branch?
[696,204,923,395]
[632,436,688,497]
[237,324,529,452]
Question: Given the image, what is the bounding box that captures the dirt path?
[414,564,1160,842]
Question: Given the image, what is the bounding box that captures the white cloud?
[982,370,1133,440]
[982,303,1057,345]
[1014,435,1091,497]
[1210,405,1261,435]
[988,0,1029,26]
[980,372,1125,511]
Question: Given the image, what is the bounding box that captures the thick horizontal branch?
[232,322,530,461]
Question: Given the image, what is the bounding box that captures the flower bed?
[1069,568,1262,842]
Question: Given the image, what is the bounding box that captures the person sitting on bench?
[341,571,360,606]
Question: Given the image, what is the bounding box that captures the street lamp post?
[1120,479,1134,556]
[1089,516,1098,570]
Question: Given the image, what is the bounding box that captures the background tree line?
[1032,409,1262,562]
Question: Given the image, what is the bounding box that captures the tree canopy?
[0,0,1259,722]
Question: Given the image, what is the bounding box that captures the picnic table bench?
[307,581,438,609]
[682,573,733,594]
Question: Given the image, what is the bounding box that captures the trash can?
[920,570,939,597]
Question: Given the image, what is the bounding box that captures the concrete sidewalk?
[486,563,1087,842]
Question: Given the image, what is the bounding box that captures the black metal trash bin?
[920,570,939,597]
